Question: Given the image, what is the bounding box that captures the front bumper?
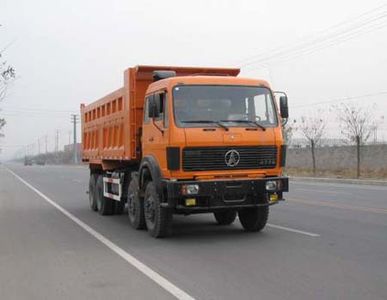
[161,177,289,212]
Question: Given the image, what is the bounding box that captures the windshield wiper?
[180,120,229,131]
[220,120,266,131]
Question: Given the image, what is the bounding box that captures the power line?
[240,6,387,67]
[1,107,77,114]
[292,91,387,109]
[243,16,387,69]
[238,4,387,69]
[0,104,77,113]
[0,144,28,148]
[267,17,387,67]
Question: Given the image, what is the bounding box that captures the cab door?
[142,91,170,174]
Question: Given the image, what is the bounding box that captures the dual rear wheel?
[88,174,98,211]
[89,173,124,216]
[127,177,146,230]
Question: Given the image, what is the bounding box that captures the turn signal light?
[269,193,279,202]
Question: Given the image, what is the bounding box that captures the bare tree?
[0,118,5,137]
[0,60,15,102]
[0,25,16,140]
[296,113,326,176]
[282,120,295,145]
[336,103,374,178]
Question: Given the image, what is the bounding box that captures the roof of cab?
[148,75,271,93]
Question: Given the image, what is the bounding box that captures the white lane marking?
[6,167,195,300]
[267,223,320,237]
[293,187,351,195]
[291,181,387,191]
[288,197,387,215]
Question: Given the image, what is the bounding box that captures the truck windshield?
[173,85,278,128]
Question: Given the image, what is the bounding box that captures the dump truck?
[81,65,289,238]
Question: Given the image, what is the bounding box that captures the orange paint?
[81,65,285,179]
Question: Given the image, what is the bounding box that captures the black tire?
[88,173,98,211]
[96,175,114,215]
[214,210,237,225]
[127,177,146,229]
[114,200,125,215]
[114,173,130,215]
[144,182,172,238]
[238,205,269,232]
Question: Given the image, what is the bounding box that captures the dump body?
[81,66,240,166]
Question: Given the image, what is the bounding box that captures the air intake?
[153,70,176,81]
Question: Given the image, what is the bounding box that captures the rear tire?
[144,182,172,238]
[96,175,114,215]
[114,200,125,215]
[238,205,269,232]
[214,210,237,225]
[127,177,146,229]
[88,173,98,211]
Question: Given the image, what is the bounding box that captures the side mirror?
[148,95,160,119]
[279,96,289,119]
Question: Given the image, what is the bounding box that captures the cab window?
[145,92,168,127]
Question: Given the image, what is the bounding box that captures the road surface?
[1,164,386,300]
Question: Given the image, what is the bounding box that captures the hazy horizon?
[1,0,387,159]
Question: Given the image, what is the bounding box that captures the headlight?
[265,180,278,191]
[181,184,199,195]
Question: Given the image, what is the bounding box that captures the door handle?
[148,137,154,142]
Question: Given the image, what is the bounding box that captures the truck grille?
[182,146,277,171]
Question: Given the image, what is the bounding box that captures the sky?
[1,0,387,159]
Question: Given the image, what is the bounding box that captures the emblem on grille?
[225,150,240,167]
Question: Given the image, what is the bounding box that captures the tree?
[282,120,295,145]
[0,59,15,102]
[0,118,5,138]
[0,25,16,140]
[296,113,326,176]
[336,103,373,178]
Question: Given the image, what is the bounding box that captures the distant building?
[64,143,81,153]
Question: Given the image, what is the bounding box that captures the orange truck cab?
[81,65,289,238]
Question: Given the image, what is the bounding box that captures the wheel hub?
[128,193,136,216]
[145,195,156,223]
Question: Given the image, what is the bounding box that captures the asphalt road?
[1,164,386,300]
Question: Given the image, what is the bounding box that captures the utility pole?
[55,130,59,152]
[38,138,41,154]
[373,125,378,144]
[45,135,48,153]
[71,114,79,164]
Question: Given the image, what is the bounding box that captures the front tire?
[214,210,237,225]
[238,205,269,232]
[144,182,172,238]
[127,177,146,229]
[96,175,114,215]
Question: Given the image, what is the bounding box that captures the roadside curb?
[289,176,387,186]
